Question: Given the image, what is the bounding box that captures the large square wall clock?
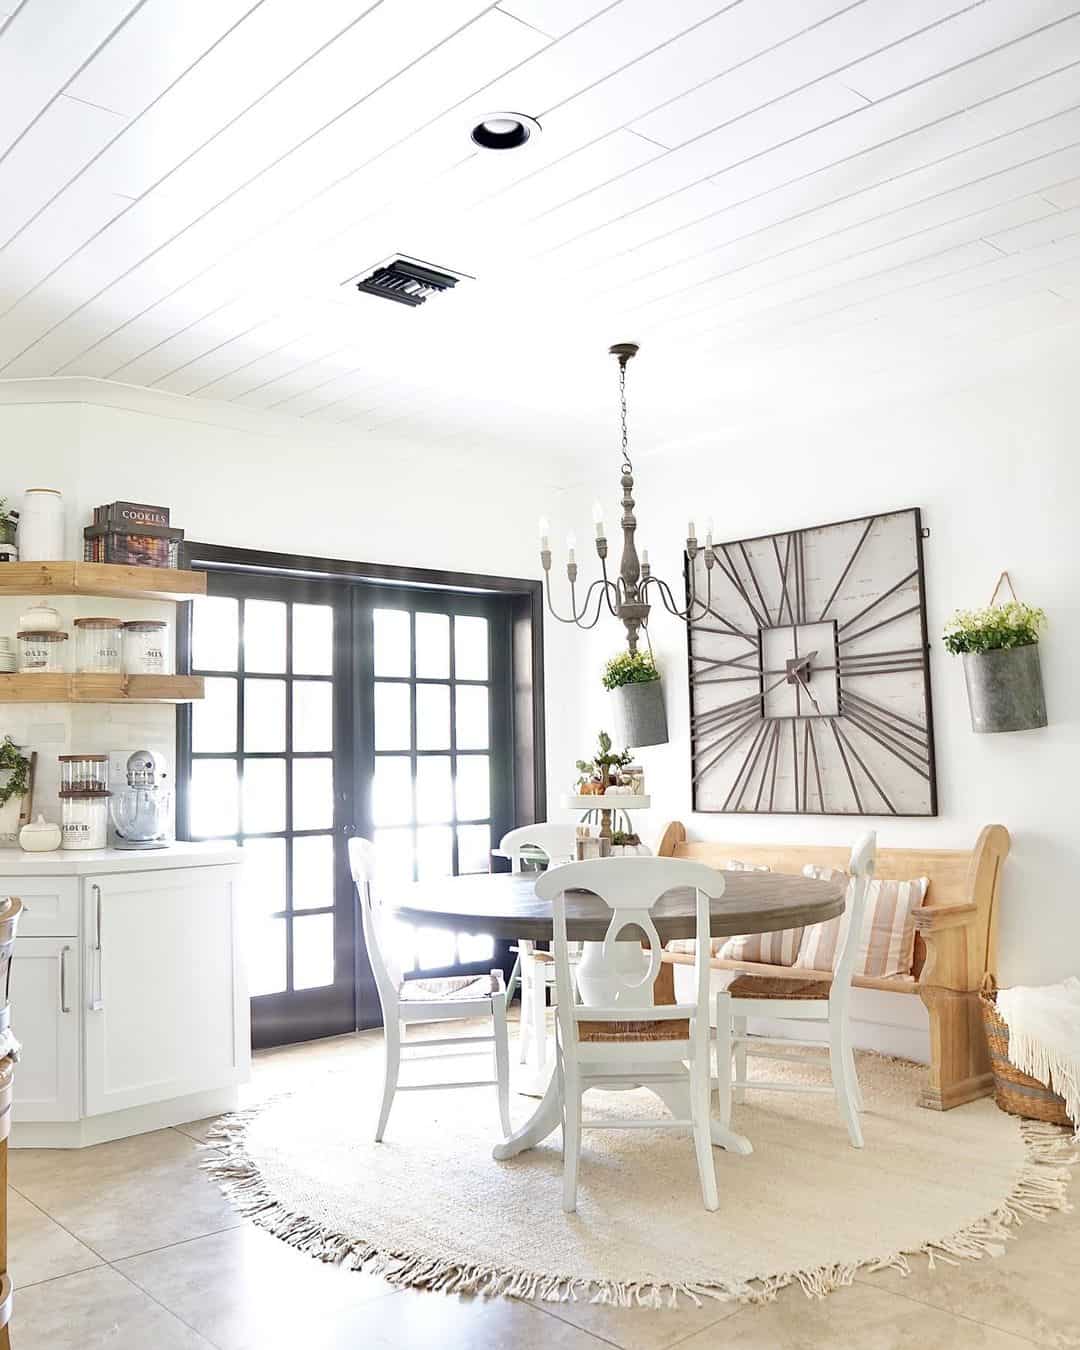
[687,507,937,816]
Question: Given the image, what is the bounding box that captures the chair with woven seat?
[717,832,876,1148]
[496,824,577,1077]
[349,838,511,1142]
[536,857,731,1213]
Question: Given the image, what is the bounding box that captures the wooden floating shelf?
[0,674,204,704]
[0,561,206,602]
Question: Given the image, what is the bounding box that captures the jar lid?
[73,617,124,628]
[21,814,59,833]
[24,487,62,496]
[58,754,108,762]
[17,630,68,640]
[122,620,167,631]
[58,788,112,798]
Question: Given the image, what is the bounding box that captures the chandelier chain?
[619,361,632,475]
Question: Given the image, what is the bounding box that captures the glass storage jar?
[122,620,169,675]
[73,617,123,673]
[58,754,109,796]
[60,792,109,850]
[17,630,68,672]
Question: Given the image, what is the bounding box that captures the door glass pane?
[459,931,495,963]
[416,824,453,880]
[374,682,410,751]
[190,760,238,837]
[415,612,449,678]
[457,823,491,875]
[416,683,450,750]
[293,603,333,676]
[416,925,455,970]
[246,916,286,996]
[293,834,335,911]
[373,757,412,827]
[373,609,410,676]
[293,913,335,990]
[454,615,488,680]
[241,837,286,918]
[192,596,238,672]
[415,756,452,824]
[454,755,489,820]
[373,827,415,885]
[244,678,286,752]
[243,758,286,834]
[293,680,332,751]
[455,685,489,749]
[292,758,333,831]
[192,676,236,753]
[244,599,286,673]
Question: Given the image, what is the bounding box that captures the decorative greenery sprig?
[0,737,30,808]
[943,601,1046,655]
[602,649,660,689]
[575,730,633,786]
[0,499,14,532]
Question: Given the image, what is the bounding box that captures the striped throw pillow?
[716,861,805,967]
[667,860,775,957]
[795,864,929,979]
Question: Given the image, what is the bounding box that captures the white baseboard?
[11,1086,241,1149]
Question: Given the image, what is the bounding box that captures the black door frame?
[176,541,546,1049]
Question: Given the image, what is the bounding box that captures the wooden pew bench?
[655,821,1010,1111]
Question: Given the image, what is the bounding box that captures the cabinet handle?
[90,884,103,1011]
[59,945,72,1014]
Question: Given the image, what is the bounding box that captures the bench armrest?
[913,902,978,932]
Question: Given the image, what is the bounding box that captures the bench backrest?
[656,822,1010,979]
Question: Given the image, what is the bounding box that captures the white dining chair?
[716,832,876,1148]
[496,823,577,1076]
[536,857,731,1213]
[349,837,511,1142]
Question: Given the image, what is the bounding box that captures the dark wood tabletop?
[390,869,846,943]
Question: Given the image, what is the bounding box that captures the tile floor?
[8,1028,1079,1350]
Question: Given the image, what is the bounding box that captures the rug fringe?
[202,1103,1076,1310]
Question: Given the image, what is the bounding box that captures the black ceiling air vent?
[350,255,467,308]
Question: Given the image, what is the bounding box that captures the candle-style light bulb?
[567,531,577,564]
[705,516,714,548]
[591,501,605,538]
[688,520,696,540]
[641,547,650,567]
[538,516,550,549]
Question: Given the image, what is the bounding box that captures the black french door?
[179,570,518,1049]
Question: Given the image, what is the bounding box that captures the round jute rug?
[204,1052,1076,1308]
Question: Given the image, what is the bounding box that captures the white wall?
[551,334,1080,988]
[2,353,1077,991]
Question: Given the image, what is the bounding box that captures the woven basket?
[980,975,1073,1127]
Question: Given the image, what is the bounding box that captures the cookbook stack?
[83,501,184,568]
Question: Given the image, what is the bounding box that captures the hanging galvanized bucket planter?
[962,645,1047,734]
[611,678,668,748]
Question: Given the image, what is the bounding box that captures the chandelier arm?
[651,575,692,619]
[597,553,622,617]
[544,573,616,627]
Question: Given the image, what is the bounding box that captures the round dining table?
[391,868,846,1161]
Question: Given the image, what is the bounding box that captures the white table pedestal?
[493,940,752,1161]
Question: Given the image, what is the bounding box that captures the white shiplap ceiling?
[2,0,1080,464]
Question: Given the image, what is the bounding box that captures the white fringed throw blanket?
[998,977,1080,1135]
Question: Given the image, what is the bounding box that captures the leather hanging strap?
[988,570,1019,608]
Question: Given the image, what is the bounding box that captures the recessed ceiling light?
[470,112,540,151]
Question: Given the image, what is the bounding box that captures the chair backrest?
[535,857,726,1048]
[348,836,400,1011]
[832,831,877,1000]
[498,822,577,871]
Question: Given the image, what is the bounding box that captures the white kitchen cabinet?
[8,937,80,1122]
[2,844,247,1147]
[83,865,247,1116]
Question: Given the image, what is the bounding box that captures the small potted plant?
[0,737,31,841]
[610,828,649,858]
[574,731,632,793]
[602,649,668,748]
[0,499,17,557]
[943,594,1047,733]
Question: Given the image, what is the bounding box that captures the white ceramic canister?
[17,488,65,562]
[17,600,61,632]
[60,793,109,850]
[19,814,62,852]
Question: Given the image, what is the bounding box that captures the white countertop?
[0,842,241,876]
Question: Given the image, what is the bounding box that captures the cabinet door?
[84,866,249,1117]
[10,937,81,1122]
